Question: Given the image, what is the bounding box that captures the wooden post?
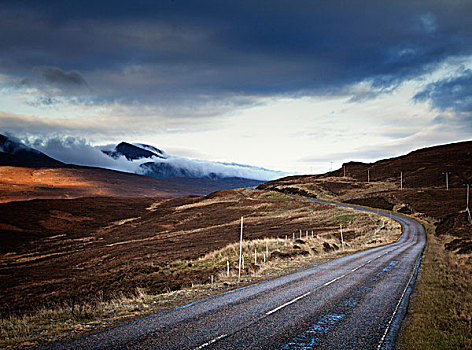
[238,216,243,281]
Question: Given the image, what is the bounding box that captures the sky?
[0,0,471,175]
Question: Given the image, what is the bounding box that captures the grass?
[398,220,472,349]
[256,191,293,201]
[0,288,152,349]
[1,212,401,349]
[331,214,355,223]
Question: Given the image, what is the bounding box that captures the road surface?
[49,199,426,350]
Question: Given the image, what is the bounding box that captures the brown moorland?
[258,140,472,264]
[0,189,391,317]
[0,166,210,203]
[257,140,472,348]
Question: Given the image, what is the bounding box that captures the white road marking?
[194,333,228,349]
[351,267,359,272]
[377,257,421,349]
[266,291,311,315]
[323,274,346,286]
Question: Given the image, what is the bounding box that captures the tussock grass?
[398,221,472,349]
[0,195,400,349]
[166,213,400,286]
[0,287,155,349]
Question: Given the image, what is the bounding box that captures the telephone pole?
[367,169,370,183]
[400,171,403,191]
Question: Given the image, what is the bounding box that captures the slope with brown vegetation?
[1,188,401,349]
[0,166,209,203]
[258,140,472,264]
[258,140,472,348]
[0,189,395,318]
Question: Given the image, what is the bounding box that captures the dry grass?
[1,209,400,349]
[0,287,163,349]
[398,221,472,349]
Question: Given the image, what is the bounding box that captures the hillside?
[258,140,472,263]
[0,166,207,203]
[0,135,264,202]
[0,134,64,168]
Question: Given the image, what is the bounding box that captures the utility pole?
[238,216,243,281]
[343,165,346,177]
[340,224,344,251]
[400,171,403,191]
[367,169,370,183]
[443,172,451,190]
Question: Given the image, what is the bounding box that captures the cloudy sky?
[0,0,471,174]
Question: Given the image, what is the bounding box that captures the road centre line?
[194,333,228,350]
[264,249,396,318]
[266,292,311,315]
[195,224,401,348]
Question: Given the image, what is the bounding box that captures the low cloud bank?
[22,136,285,181]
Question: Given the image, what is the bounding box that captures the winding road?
[49,199,426,350]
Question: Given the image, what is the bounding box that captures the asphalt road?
[49,199,426,350]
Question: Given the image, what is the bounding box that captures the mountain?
[0,134,272,202]
[0,134,64,168]
[103,142,166,161]
[0,135,221,202]
[101,141,281,184]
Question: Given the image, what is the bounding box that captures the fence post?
[238,216,243,281]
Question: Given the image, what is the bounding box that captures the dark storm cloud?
[40,67,87,87]
[1,0,471,105]
[414,69,472,113]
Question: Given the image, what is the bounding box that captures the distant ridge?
[0,134,64,168]
[0,134,268,201]
[331,140,472,188]
[260,140,472,190]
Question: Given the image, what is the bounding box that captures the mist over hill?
[3,134,286,182]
